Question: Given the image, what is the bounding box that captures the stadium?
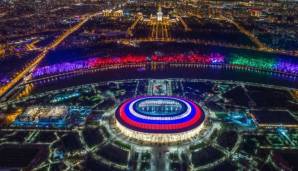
[0,1,298,170]
[115,96,206,143]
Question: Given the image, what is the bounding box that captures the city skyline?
[0,1,297,170]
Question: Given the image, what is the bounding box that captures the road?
[177,15,191,31]
[0,13,99,99]
[219,15,269,51]
[115,38,297,56]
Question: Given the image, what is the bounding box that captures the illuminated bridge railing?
[230,54,298,75]
[31,53,298,79]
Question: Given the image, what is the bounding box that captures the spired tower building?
[157,5,163,21]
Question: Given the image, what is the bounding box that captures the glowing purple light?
[276,59,298,74]
[210,53,225,64]
[33,60,89,78]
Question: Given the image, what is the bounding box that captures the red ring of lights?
[115,96,205,134]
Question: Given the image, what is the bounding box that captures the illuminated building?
[102,9,112,17]
[115,96,206,143]
[157,5,163,21]
[114,10,124,17]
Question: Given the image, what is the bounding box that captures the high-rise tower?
[157,4,163,21]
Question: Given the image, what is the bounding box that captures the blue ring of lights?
[133,97,188,117]
[115,96,205,133]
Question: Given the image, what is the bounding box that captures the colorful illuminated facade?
[115,96,206,143]
[31,53,298,79]
[11,106,91,128]
[230,54,298,74]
